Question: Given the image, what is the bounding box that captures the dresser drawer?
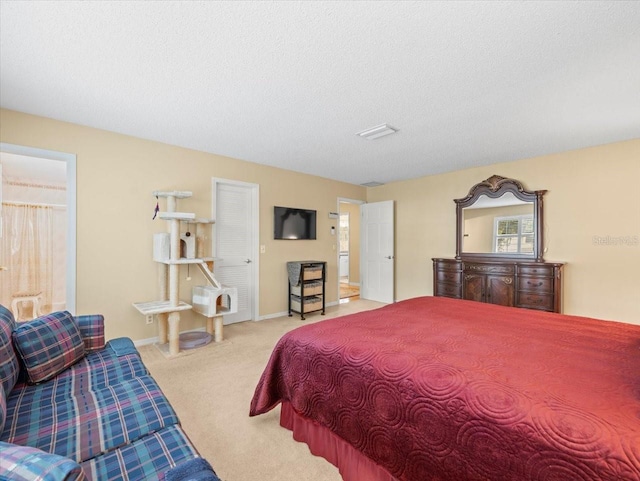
[464,263,515,275]
[518,265,554,277]
[437,270,462,284]
[517,293,554,311]
[434,260,462,272]
[517,276,553,293]
[435,283,462,299]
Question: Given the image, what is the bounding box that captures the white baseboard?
[257,300,339,321]
[133,301,341,345]
[258,311,288,321]
[133,326,206,347]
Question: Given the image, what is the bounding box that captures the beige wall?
[368,139,640,325]
[2,108,637,334]
[463,204,533,253]
[0,109,366,341]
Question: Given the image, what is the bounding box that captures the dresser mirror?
[455,175,546,261]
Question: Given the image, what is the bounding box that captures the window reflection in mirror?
[494,215,534,253]
[462,192,534,255]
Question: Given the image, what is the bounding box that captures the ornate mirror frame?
[455,175,546,262]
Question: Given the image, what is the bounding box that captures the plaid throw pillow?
[0,441,85,481]
[12,311,86,384]
[0,304,20,397]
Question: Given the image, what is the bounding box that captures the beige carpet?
[139,299,384,481]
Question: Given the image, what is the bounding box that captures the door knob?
[386,256,394,259]
[245,259,252,263]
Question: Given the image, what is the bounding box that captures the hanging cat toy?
[152,196,159,220]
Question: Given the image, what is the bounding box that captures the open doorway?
[338,199,363,302]
[0,143,76,319]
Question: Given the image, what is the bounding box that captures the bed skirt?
[280,401,399,481]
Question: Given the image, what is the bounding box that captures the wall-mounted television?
[274,206,317,240]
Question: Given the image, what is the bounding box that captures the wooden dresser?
[434,175,565,313]
[433,258,563,313]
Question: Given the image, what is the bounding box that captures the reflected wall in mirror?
[462,192,534,254]
[455,175,546,261]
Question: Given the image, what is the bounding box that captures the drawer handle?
[527,281,543,287]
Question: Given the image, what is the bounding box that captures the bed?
[249,296,640,481]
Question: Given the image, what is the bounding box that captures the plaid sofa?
[0,305,220,481]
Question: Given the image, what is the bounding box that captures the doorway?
[0,143,76,318]
[337,198,363,302]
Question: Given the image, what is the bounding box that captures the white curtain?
[0,203,54,312]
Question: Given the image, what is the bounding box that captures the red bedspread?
[250,297,640,481]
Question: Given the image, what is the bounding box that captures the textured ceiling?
[1,1,639,186]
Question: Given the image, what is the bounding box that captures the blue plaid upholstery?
[0,305,211,480]
[12,311,86,384]
[165,457,220,481]
[11,341,148,397]
[2,374,180,462]
[0,441,86,481]
[0,305,20,397]
[81,425,199,481]
[108,337,139,356]
[74,315,105,352]
[0,306,19,435]
[0,386,6,435]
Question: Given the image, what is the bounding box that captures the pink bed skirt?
[280,401,399,481]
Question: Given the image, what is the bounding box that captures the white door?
[360,200,394,303]
[212,179,259,324]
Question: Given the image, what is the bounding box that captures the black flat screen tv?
[274,206,317,240]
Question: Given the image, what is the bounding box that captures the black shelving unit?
[287,261,326,320]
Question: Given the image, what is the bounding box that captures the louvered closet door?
[213,180,258,324]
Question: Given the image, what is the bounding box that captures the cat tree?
[133,191,237,356]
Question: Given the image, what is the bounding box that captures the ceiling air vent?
[356,124,398,140]
[360,181,385,187]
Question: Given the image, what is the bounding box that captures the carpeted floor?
[138,298,384,481]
